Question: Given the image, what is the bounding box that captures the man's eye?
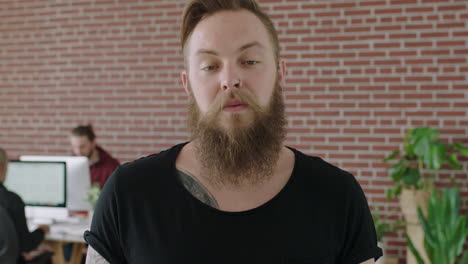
[243,60,258,65]
[202,65,218,71]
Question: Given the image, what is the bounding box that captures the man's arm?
[10,197,45,252]
[85,246,109,264]
[361,259,375,264]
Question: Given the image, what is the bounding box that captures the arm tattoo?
[86,246,109,264]
[176,169,219,208]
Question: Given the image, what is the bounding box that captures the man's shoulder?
[291,148,356,186]
[96,146,120,166]
[290,148,364,205]
[111,143,186,184]
[293,148,351,176]
[0,186,24,209]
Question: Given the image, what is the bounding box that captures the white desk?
[29,217,90,264]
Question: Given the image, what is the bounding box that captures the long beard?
[188,81,286,188]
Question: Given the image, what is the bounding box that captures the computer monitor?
[20,156,92,212]
[4,161,67,220]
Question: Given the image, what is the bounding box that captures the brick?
[437,22,465,29]
[375,8,402,14]
[406,7,434,12]
[404,41,433,48]
[437,75,465,81]
[454,31,468,37]
[273,5,297,11]
[330,2,357,8]
[345,26,370,34]
[437,58,466,64]
[345,9,371,16]
[405,24,433,30]
[374,42,400,48]
[360,1,387,7]
[438,4,467,11]
[437,40,465,46]
[314,11,340,17]
[421,50,450,56]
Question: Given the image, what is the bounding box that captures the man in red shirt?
[70,125,120,188]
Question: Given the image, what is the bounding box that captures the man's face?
[181,10,287,186]
[70,136,96,158]
[182,9,284,131]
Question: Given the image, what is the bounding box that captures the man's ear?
[181,71,190,95]
[278,59,287,86]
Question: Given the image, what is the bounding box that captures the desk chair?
[0,205,19,264]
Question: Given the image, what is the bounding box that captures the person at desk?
[0,148,51,264]
[70,124,120,188]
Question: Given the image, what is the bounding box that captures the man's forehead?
[187,10,272,57]
[71,135,91,143]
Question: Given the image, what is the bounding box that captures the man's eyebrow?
[238,41,264,52]
[196,49,219,56]
[195,41,264,56]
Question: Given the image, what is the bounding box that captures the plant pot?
[376,241,386,264]
[400,188,430,264]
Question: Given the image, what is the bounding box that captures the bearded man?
[70,124,120,188]
[84,0,382,263]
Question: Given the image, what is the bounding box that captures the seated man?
[70,124,120,189]
[0,148,51,264]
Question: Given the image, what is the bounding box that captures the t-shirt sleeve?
[338,173,383,264]
[84,166,126,264]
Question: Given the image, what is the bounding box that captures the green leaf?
[418,207,436,247]
[390,166,405,182]
[418,187,468,264]
[449,188,460,227]
[386,184,403,200]
[447,153,461,169]
[428,144,443,170]
[453,217,468,255]
[394,184,403,197]
[453,142,468,157]
[384,150,400,162]
[413,135,431,159]
[402,168,421,186]
[386,189,393,200]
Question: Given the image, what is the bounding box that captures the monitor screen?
[19,156,91,211]
[4,161,66,207]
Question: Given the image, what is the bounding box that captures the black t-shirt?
[84,143,382,264]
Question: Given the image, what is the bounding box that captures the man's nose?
[220,65,242,91]
[222,79,241,90]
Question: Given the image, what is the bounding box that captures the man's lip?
[224,100,246,108]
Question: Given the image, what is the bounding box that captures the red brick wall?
[1,0,467,262]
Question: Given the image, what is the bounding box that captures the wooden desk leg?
[48,241,65,264]
[70,243,86,264]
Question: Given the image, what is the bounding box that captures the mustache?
[205,89,266,119]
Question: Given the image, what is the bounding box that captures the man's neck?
[175,142,295,211]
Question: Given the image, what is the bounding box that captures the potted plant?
[383,127,468,264]
[372,206,404,264]
[85,183,101,219]
[407,187,468,264]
